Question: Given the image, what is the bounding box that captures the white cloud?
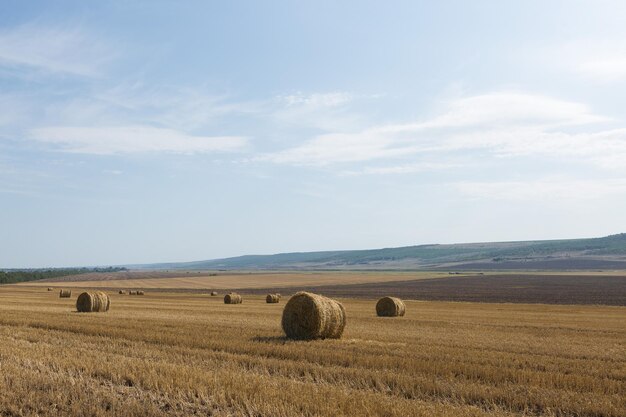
[269,91,366,132]
[0,25,114,76]
[263,91,616,167]
[529,40,626,82]
[28,126,248,155]
[578,57,626,81]
[278,92,353,108]
[340,162,463,176]
[0,86,255,157]
[94,85,262,131]
[445,128,626,163]
[414,92,607,128]
[455,178,626,201]
[261,131,416,165]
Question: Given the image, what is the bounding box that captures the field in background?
[0,287,624,416]
[241,274,626,306]
[19,271,626,306]
[20,270,449,290]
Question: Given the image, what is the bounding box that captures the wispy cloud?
[578,57,626,81]
[11,83,258,155]
[408,92,606,128]
[340,162,463,176]
[102,169,123,175]
[269,91,366,132]
[527,40,626,82]
[262,130,414,165]
[0,24,114,76]
[262,91,614,167]
[94,84,263,131]
[278,92,354,108]
[92,88,358,135]
[28,126,248,155]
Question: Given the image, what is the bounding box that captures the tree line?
[0,267,127,284]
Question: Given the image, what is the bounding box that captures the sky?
[2,1,626,267]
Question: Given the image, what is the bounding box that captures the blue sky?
[2,1,626,267]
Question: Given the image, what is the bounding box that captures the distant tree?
[0,267,127,285]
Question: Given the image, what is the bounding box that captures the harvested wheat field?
[19,270,448,290]
[0,286,624,417]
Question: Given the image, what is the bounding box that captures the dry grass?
[0,286,624,416]
[18,271,450,290]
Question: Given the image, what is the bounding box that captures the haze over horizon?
[2,1,626,268]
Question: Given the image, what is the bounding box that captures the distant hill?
[130,233,626,271]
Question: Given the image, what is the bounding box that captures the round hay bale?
[137,290,145,296]
[266,294,280,303]
[376,296,406,317]
[276,293,281,299]
[129,290,137,295]
[210,291,218,296]
[76,291,110,313]
[59,289,72,298]
[47,287,53,291]
[281,292,346,340]
[224,293,242,304]
[118,290,126,295]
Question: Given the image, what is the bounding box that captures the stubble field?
[23,270,448,289]
[0,286,624,416]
